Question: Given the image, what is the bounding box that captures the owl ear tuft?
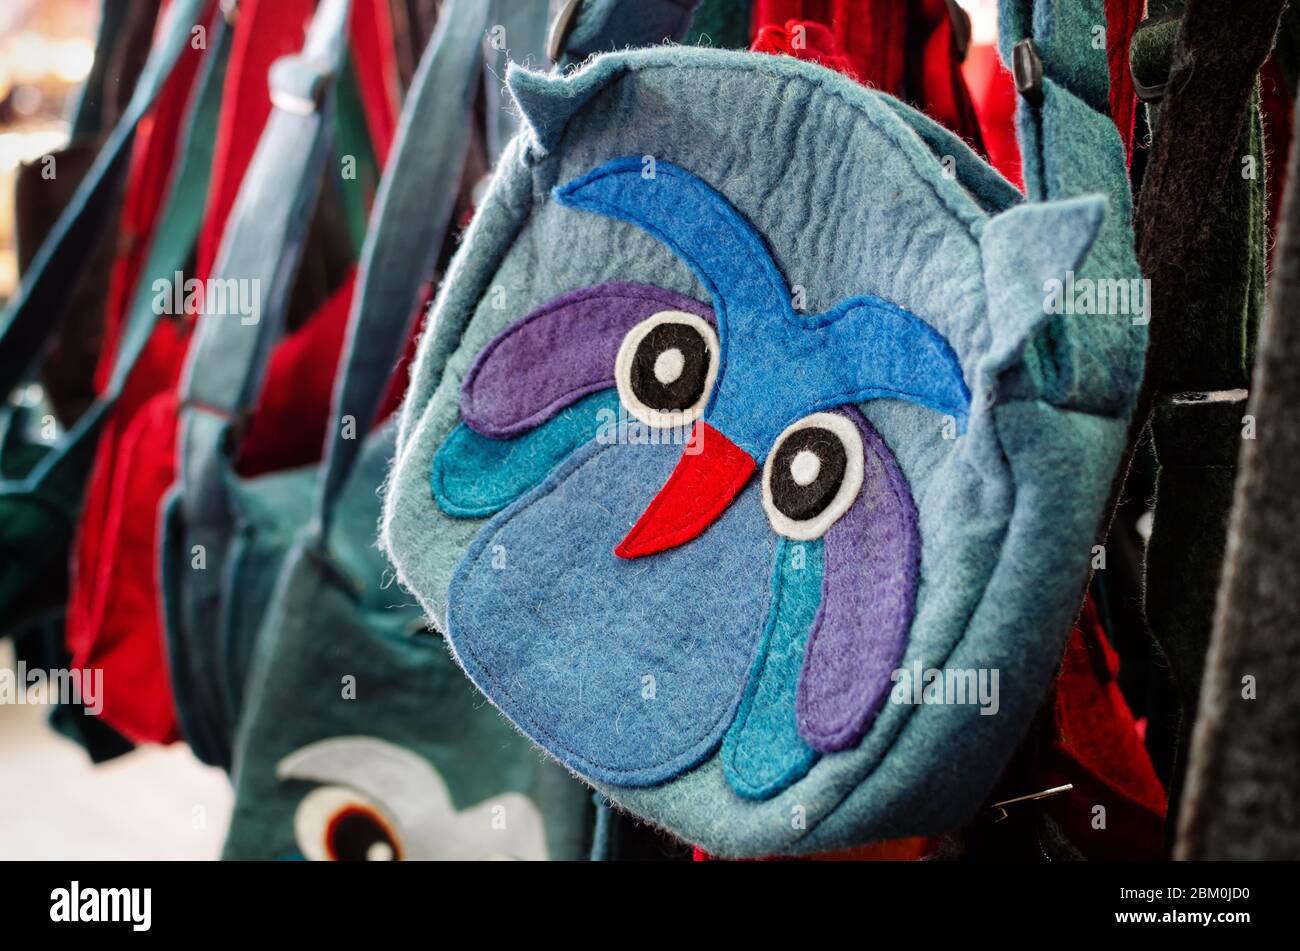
[506,60,622,157]
[977,195,1106,383]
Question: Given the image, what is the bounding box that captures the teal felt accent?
[381,45,1145,857]
[874,96,1023,217]
[432,388,619,518]
[722,538,823,800]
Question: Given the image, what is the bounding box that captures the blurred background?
[0,0,230,860]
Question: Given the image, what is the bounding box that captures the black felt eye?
[293,786,404,861]
[615,310,718,427]
[327,806,401,862]
[762,412,864,540]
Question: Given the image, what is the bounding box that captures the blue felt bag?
[381,0,1146,857]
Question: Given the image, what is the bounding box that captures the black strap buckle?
[1012,38,1045,107]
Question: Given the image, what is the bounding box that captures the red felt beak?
[615,421,757,560]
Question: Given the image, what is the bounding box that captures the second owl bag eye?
[380,0,1147,858]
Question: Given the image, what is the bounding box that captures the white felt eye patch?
[615,310,719,429]
[761,411,864,540]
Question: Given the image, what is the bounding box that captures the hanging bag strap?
[0,0,211,398]
[999,1,1132,214]
[1176,90,1300,861]
[483,1,554,164]
[1124,0,1286,844]
[178,0,353,434]
[315,0,492,540]
[169,0,354,764]
[10,14,235,513]
[69,0,162,139]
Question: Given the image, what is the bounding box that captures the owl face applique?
[385,46,1135,858]
[431,158,970,799]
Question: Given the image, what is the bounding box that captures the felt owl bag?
[382,0,1145,857]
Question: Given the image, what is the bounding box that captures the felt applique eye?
[614,310,719,428]
[292,786,404,861]
[761,412,865,540]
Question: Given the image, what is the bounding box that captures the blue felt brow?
[555,157,972,458]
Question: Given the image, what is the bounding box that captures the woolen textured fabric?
[66,3,386,747]
[0,0,209,398]
[166,0,359,765]
[449,434,776,786]
[220,0,593,857]
[552,157,974,454]
[1176,93,1300,860]
[1133,0,1283,398]
[381,42,1143,856]
[0,0,211,650]
[64,14,224,743]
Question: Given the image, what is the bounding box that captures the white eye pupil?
[367,840,395,861]
[653,347,686,385]
[790,449,821,487]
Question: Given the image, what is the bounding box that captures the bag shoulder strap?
[12,7,231,510]
[0,0,211,399]
[315,0,491,539]
[179,0,353,421]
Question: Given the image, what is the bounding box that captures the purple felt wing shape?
[459,282,714,438]
[795,407,920,753]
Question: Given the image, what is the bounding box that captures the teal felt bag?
[380,0,1147,857]
[207,0,593,859]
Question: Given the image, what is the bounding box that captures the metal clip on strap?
[1012,38,1044,107]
